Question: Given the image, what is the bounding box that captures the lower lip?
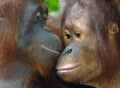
[57,65,80,73]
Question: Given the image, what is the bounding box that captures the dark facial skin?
[56,0,120,88]
[0,0,62,88]
[16,0,62,76]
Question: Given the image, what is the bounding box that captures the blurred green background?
[45,0,60,12]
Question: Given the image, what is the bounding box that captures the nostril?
[66,49,72,54]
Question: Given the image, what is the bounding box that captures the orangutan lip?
[41,45,60,54]
[57,64,80,72]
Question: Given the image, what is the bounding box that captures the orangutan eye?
[36,12,42,20]
[64,28,71,39]
[65,33,71,39]
[43,13,48,20]
[75,32,81,38]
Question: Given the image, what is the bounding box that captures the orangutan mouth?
[41,45,60,54]
[57,63,80,72]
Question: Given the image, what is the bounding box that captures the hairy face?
[56,0,120,84]
[13,0,62,76]
[56,3,102,83]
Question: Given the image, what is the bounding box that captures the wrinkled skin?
[56,0,120,88]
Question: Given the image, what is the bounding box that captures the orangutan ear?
[107,22,119,35]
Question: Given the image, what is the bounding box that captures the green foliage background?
[45,0,60,12]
